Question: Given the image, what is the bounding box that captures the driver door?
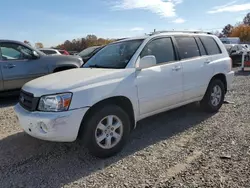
[0,42,48,90]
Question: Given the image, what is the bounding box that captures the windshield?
[78,46,100,57]
[83,39,144,69]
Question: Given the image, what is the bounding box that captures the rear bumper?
[14,103,88,142]
[226,71,234,91]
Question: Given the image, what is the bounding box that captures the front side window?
[0,43,33,60]
[83,40,143,69]
[175,36,200,60]
[200,36,222,55]
[141,37,176,64]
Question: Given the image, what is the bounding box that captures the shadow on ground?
[0,103,214,188]
[235,70,250,76]
[0,96,19,108]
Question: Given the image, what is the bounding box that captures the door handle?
[204,60,210,64]
[4,64,16,69]
[172,66,181,71]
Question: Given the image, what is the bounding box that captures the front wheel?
[80,105,131,158]
[200,79,225,113]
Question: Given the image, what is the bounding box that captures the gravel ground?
[0,69,250,188]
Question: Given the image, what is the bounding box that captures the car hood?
[22,68,134,97]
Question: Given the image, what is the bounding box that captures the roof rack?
[149,30,213,36]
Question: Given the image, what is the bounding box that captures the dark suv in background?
[78,45,104,62]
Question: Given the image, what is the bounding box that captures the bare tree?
[222,24,234,37]
[35,42,44,49]
[243,13,250,25]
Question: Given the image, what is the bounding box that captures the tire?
[80,105,131,158]
[200,79,225,113]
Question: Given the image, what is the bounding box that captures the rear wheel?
[200,79,225,113]
[80,105,131,158]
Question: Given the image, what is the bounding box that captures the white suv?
[14,31,234,158]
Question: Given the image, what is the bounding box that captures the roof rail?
[149,30,213,36]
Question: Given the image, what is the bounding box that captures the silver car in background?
[0,40,83,93]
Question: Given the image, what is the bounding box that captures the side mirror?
[32,51,39,59]
[137,55,157,70]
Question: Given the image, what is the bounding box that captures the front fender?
[69,73,139,121]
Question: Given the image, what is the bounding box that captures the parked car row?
[13,31,234,158]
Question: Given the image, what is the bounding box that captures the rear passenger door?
[174,36,214,101]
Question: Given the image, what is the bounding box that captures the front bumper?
[226,71,234,91]
[14,103,88,142]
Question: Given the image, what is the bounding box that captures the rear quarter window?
[200,36,222,55]
[175,36,200,59]
[41,50,57,55]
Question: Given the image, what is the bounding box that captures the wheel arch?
[78,96,136,138]
[210,73,227,93]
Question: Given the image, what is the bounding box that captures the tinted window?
[141,38,176,64]
[78,46,100,57]
[0,43,33,60]
[175,36,200,59]
[40,50,57,55]
[200,36,222,55]
[195,37,207,56]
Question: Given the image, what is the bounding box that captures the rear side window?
[195,37,207,56]
[175,36,200,59]
[141,37,176,64]
[41,50,57,55]
[200,36,222,55]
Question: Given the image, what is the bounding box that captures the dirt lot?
[0,70,250,188]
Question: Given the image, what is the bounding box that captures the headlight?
[38,93,72,112]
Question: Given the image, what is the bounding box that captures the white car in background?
[39,48,70,56]
[15,31,234,158]
[39,48,61,55]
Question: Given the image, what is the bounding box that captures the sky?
[1,0,250,47]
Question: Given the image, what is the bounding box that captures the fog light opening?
[38,122,48,134]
